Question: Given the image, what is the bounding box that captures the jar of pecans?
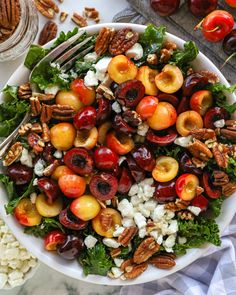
[0,0,38,61]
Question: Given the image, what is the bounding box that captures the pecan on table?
[118,226,137,247]
[177,210,195,220]
[95,27,115,56]
[149,254,176,269]
[34,0,59,19]
[109,28,139,56]
[3,142,23,166]
[222,181,236,197]
[71,12,87,27]
[38,20,57,46]
[60,12,68,23]
[212,142,229,169]
[18,83,32,100]
[27,132,45,153]
[133,237,160,264]
[188,139,213,162]
[83,7,100,23]
[190,128,216,141]
[213,171,229,186]
[51,104,76,121]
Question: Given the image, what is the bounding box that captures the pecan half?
[198,70,220,84]
[52,104,76,121]
[40,104,53,123]
[149,254,176,269]
[146,53,158,65]
[159,48,172,63]
[177,210,195,220]
[18,123,33,136]
[38,20,57,46]
[213,171,229,186]
[30,97,41,116]
[190,128,216,141]
[124,262,148,279]
[0,0,20,32]
[110,248,121,258]
[163,41,177,51]
[120,258,133,272]
[212,142,229,169]
[192,157,207,169]
[100,212,113,232]
[32,92,55,102]
[109,28,139,56]
[188,139,213,161]
[43,159,60,176]
[83,7,99,22]
[34,0,59,19]
[118,226,137,247]
[31,122,43,133]
[164,199,190,211]
[27,132,45,153]
[220,129,236,140]
[95,27,115,56]
[228,145,236,159]
[71,12,87,27]
[18,83,32,100]
[222,181,236,197]
[225,120,236,130]
[133,237,160,264]
[42,123,50,142]
[3,142,23,166]
[123,110,142,127]
[60,11,68,23]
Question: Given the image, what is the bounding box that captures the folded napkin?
[119,215,236,295]
[113,0,236,84]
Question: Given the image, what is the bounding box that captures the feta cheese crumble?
[84,235,98,249]
[125,43,144,60]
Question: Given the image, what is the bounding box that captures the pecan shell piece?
[118,226,137,247]
[3,142,23,166]
[188,139,213,162]
[133,237,160,264]
[109,28,139,56]
[149,254,176,269]
[38,20,57,46]
[95,27,115,56]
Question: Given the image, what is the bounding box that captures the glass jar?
[0,0,38,61]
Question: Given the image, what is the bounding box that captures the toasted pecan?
[3,142,23,166]
[188,139,213,162]
[95,27,115,56]
[38,20,57,46]
[149,254,176,269]
[34,0,59,19]
[18,83,32,100]
[133,237,160,264]
[212,142,229,169]
[124,263,148,279]
[213,171,229,186]
[222,181,236,197]
[190,128,216,141]
[118,226,137,247]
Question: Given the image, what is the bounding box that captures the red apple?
[44,230,66,251]
[175,173,199,201]
[190,90,213,116]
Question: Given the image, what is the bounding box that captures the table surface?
[0,0,127,294]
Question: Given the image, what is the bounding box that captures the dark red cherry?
[57,235,84,260]
[96,97,112,124]
[188,0,217,17]
[182,73,209,97]
[64,148,94,175]
[158,93,179,107]
[94,146,119,171]
[177,97,190,114]
[73,106,96,131]
[7,163,33,185]
[179,152,202,176]
[113,115,136,134]
[147,129,178,146]
[131,144,155,172]
[202,172,221,199]
[43,142,56,164]
[37,177,60,204]
[150,0,180,16]
[126,155,146,183]
[118,167,133,194]
[204,107,230,129]
[192,195,209,211]
[154,180,177,203]
[59,208,88,230]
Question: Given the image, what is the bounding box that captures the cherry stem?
[221,52,236,69]
[194,19,204,31]
[204,26,220,33]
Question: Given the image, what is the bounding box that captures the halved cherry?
[179,152,202,176]
[146,128,178,146]
[182,73,209,97]
[158,93,179,107]
[94,146,119,171]
[192,195,209,211]
[37,178,60,204]
[118,167,133,194]
[71,78,95,105]
[202,172,221,199]
[73,106,97,131]
[44,230,66,251]
[154,180,177,203]
[96,97,112,124]
[126,155,146,182]
[113,115,136,134]
[106,131,134,155]
[131,144,155,172]
[175,173,199,201]
[204,107,230,129]
[136,96,159,120]
[59,207,88,230]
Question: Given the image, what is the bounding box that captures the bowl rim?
[0,22,236,286]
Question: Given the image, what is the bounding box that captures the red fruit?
[131,144,155,172]
[188,0,217,17]
[175,173,199,201]
[64,148,94,175]
[106,131,134,155]
[6,163,33,185]
[113,115,136,134]
[146,128,178,146]
[118,167,133,194]
[204,107,230,129]
[179,152,202,176]
[59,207,88,230]
[94,146,119,171]
[71,78,95,105]
[202,172,221,199]
[89,173,118,200]
[154,180,177,203]
[44,230,66,251]
[126,155,146,183]
[225,0,236,7]
[177,97,190,114]
[73,106,96,131]
[57,235,84,260]
[116,80,145,108]
[192,195,209,211]
[150,0,180,16]
[136,96,159,120]
[58,174,86,198]
[37,178,60,204]
[96,97,112,124]
[43,142,56,164]
[182,73,209,97]
[158,93,179,108]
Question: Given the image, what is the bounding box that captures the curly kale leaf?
[208,196,225,219]
[0,175,15,199]
[174,218,221,255]
[226,157,236,180]
[79,242,113,276]
[154,145,185,159]
[24,218,64,237]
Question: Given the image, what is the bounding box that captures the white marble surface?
[0,0,128,293]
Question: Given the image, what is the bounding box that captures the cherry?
[126,155,146,183]
[192,195,209,211]
[96,97,112,125]
[116,80,145,108]
[59,207,88,230]
[7,163,33,185]
[64,148,94,175]
[179,152,202,176]
[154,180,177,203]
[204,107,230,129]
[113,115,136,134]
[146,128,178,146]
[202,172,221,199]
[158,93,179,108]
[177,97,190,114]
[43,142,56,164]
[94,146,119,171]
[89,172,118,200]
[37,177,60,204]
[223,29,236,56]
[182,73,209,97]
[188,0,217,17]
[131,144,155,172]
[118,167,133,194]
[73,106,96,131]
[150,0,180,16]
[57,235,84,260]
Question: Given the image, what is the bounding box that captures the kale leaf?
[0,175,14,199]
[75,60,95,75]
[50,27,79,50]
[154,145,185,159]
[170,41,199,73]
[208,196,225,219]
[2,84,18,99]
[174,217,221,255]
[226,157,236,180]
[24,45,49,70]
[24,218,64,237]
[79,242,113,276]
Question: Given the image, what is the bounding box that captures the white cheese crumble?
[84,51,98,63]
[112,101,122,113]
[53,150,63,159]
[174,135,193,147]
[94,57,112,80]
[214,119,225,128]
[108,267,124,279]
[34,158,46,177]
[137,122,149,136]
[0,217,37,288]
[84,70,98,87]
[114,258,124,268]
[113,226,125,237]
[20,148,33,167]
[187,206,201,216]
[125,43,144,60]
[103,238,120,248]
[118,199,134,218]
[84,235,98,249]
[44,85,60,96]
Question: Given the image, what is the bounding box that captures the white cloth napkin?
[120,215,236,295]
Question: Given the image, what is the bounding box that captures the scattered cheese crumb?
[84,235,98,249]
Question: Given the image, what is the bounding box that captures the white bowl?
[0,23,235,286]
